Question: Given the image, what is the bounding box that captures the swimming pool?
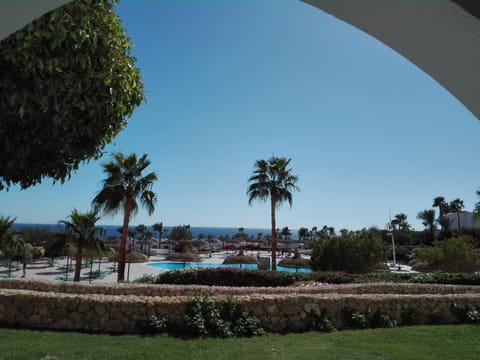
[145,261,312,273]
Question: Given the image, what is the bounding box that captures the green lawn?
[0,325,479,360]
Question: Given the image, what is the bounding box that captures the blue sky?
[1,0,479,232]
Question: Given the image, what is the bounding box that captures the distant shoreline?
[14,223,300,240]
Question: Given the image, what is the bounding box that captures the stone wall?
[0,280,479,333]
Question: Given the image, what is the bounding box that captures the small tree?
[60,209,104,282]
[311,230,383,273]
[416,236,480,272]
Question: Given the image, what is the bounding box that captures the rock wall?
[0,280,479,333]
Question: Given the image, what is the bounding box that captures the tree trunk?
[74,245,83,282]
[118,201,131,282]
[457,212,461,231]
[271,196,277,272]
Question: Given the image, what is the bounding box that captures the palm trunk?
[118,201,132,282]
[74,246,83,282]
[271,196,277,272]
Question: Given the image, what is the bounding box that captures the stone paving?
[0,250,275,284]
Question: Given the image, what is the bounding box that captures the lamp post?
[386,222,396,268]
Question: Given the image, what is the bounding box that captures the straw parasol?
[223,249,259,268]
[166,248,201,263]
[278,250,311,271]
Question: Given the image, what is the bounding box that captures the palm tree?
[247,156,299,271]
[93,152,157,282]
[298,227,308,241]
[449,198,464,231]
[0,216,23,276]
[416,209,436,245]
[152,222,163,247]
[60,209,104,282]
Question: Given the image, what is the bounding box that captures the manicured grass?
[0,325,479,359]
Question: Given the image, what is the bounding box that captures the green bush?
[416,236,480,273]
[306,309,336,332]
[311,230,384,273]
[145,294,265,338]
[409,272,480,285]
[136,268,296,287]
[340,307,369,329]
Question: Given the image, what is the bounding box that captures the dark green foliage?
[340,308,369,329]
[0,0,144,190]
[294,271,355,284]
[400,308,423,326]
[409,272,480,285]
[311,230,384,273]
[354,272,415,283]
[416,236,480,273]
[451,303,480,324]
[306,309,336,332]
[169,225,193,242]
[136,268,296,287]
[146,295,264,338]
[371,312,397,328]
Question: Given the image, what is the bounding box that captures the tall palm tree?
[247,156,299,271]
[416,209,436,245]
[60,209,104,282]
[93,152,157,282]
[449,198,464,231]
[152,222,163,247]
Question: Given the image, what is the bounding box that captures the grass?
[0,325,479,359]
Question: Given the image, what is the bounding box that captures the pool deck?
[0,250,277,284]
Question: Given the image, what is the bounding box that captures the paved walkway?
[0,250,275,284]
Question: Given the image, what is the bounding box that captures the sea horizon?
[13,223,301,240]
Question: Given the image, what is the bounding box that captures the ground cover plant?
[0,326,479,360]
[144,294,264,338]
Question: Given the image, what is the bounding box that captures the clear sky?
[1,0,479,232]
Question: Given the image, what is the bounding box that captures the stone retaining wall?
[0,280,479,333]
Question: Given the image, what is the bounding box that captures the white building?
[444,211,480,230]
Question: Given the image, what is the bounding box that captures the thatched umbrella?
[278,250,311,272]
[223,249,259,269]
[166,248,201,268]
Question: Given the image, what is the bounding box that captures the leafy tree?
[416,236,480,273]
[93,152,157,282]
[60,208,105,282]
[168,225,192,242]
[247,156,299,271]
[311,230,383,273]
[417,209,436,245]
[0,0,144,190]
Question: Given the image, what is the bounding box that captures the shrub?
[340,307,369,329]
[409,272,480,285]
[371,312,397,328]
[306,309,336,332]
[136,268,296,287]
[152,294,265,338]
[311,230,384,273]
[416,236,480,273]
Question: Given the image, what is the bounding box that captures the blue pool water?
[146,261,312,273]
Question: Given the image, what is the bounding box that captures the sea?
[13,223,298,240]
